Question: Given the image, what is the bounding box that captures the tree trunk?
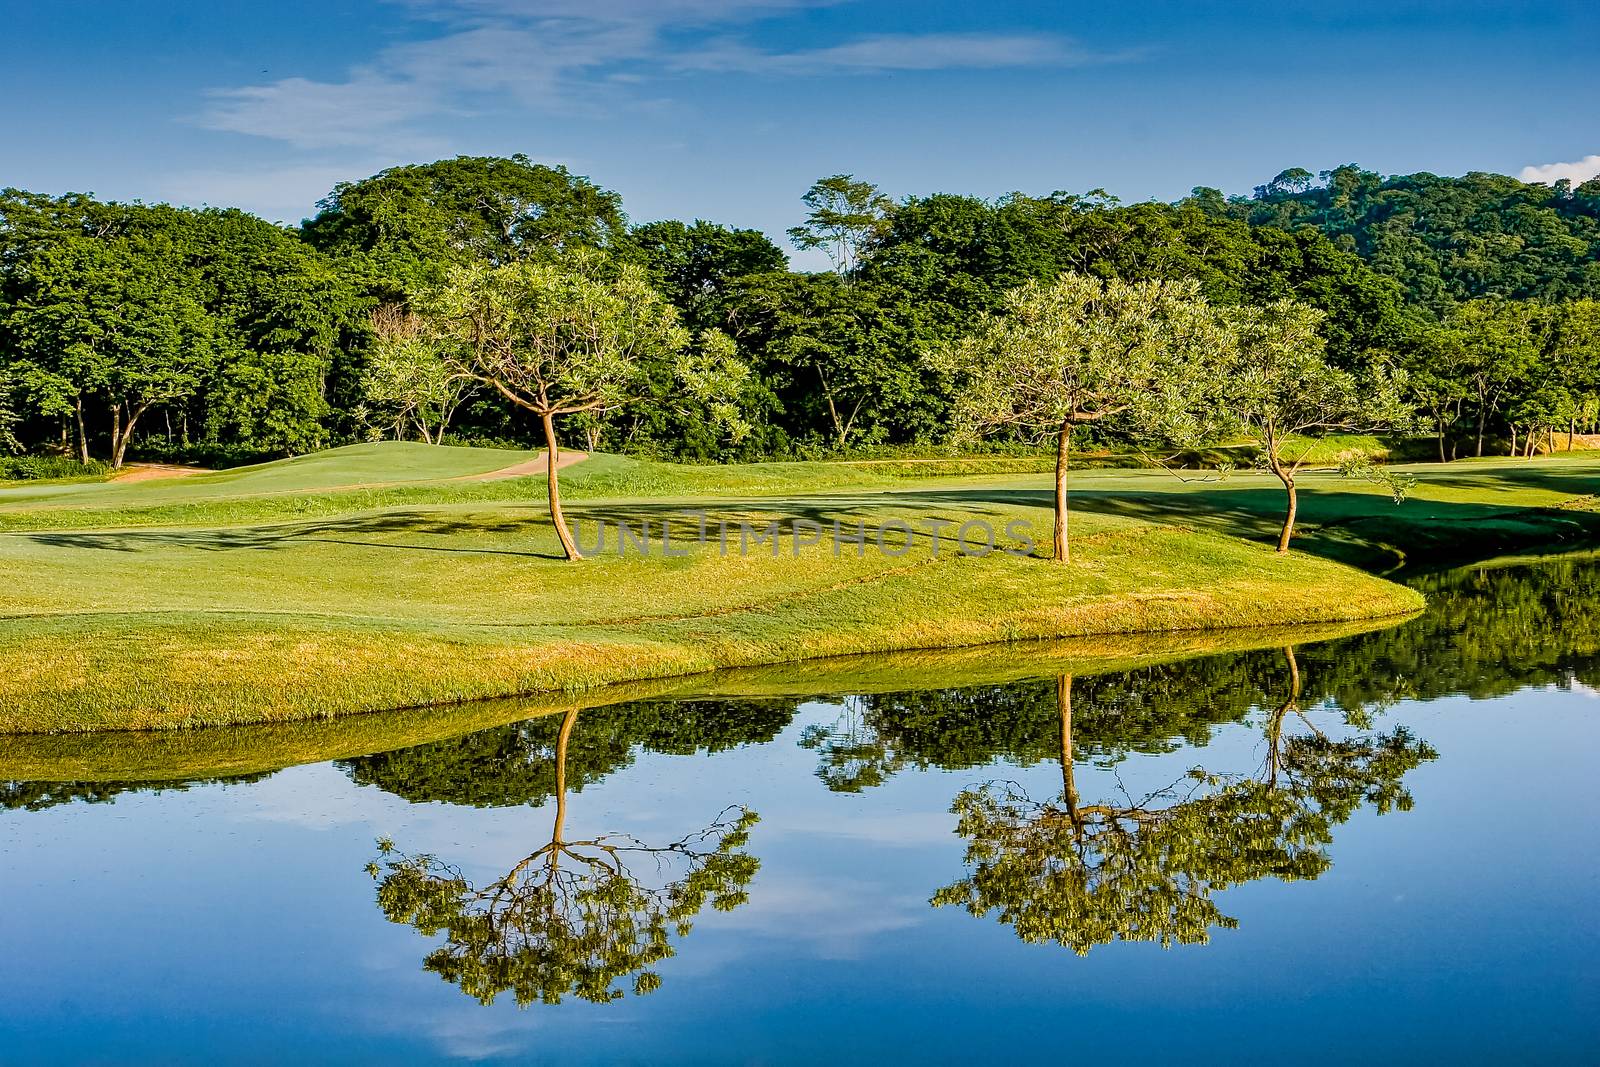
[1053,421,1070,563]
[108,402,148,470]
[541,411,582,561]
[110,405,126,470]
[1570,418,1577,452]
[74,398,89,464]
[1509,424,1518,457]
[1272,462,1297,553]
[1266,646,1300,787]
[551,707,577,845]
[1057,674,1079,821]
[1475,407,1486,458]
[1436,424,1447,463]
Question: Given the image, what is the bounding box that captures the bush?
[0,455,112,481]
[126,441,273,470]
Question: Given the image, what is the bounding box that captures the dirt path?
[111,464,211,483]
[452,450,589,482]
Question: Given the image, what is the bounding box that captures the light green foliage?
[371,707,759,1011]
[1221,299,1413,549]
[786,174,895,273]
[673,329,754,445]
[431,254,690,424]
[932,670,1435,954]
[940,273,1231,444]
[937,272,1233,559]
[360,304,476,444]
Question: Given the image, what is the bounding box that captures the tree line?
[2,156,1598,478]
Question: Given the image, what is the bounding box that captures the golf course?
[3,441,1596,732]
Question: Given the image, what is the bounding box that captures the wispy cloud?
[196,0,1138,151]
[679,32,1140,74]
[1519,154,1600,185]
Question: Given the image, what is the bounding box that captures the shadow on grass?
[870,480,1600,573]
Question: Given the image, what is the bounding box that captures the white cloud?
[680,32,1137,74]
[1518,154,1600,186]
[194,1,1140,151]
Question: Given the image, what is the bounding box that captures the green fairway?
[3,442,1596,732]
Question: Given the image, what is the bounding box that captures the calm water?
[2,556,1598,1064]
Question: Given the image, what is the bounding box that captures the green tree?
[724,271,934,449]
[787,174,894,274]
[1220,299,1413,551]
[368,707,760,1007]
[5,235,215,468]
[360,304,476,443]
[423,255,746,560]
[630,220,786,332]
[932,663,1435,954]
[303,155,627,294]
[937,273,1230,561]
[1443,299,1547,456]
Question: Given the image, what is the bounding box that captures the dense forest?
[2,157,1598,471]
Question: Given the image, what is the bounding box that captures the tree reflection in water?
[930,651,1435,953]
[366,706,760,1007]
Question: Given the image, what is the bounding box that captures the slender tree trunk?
[1509,424,1518,457]
[1570,419,1577,452]
[1053,421,1070,563]
[551,707,577,845]
[1271,460,1297,553]
[1475,406,1486,458]
[74,398,89,464]
[1057,674,1079,821]
[109,402,148,470]
[1266,646,1301,787]
[541,411,581,561]
[1436,422,1447,463]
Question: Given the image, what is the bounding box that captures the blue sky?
[4,0,1596,265]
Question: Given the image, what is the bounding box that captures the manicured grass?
[0,616,1396,782]
[6,442,1595,733]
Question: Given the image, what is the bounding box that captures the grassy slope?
[0,617,1394,782]
[7,442,1592,733]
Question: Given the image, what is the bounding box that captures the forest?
[2,157,1598,472]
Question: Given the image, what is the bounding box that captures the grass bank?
[7,443,1593,733]
[0,617,1396,782]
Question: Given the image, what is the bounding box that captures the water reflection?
[930,655,1435,953]
[339,698,796,808]
[365,706,762,1007]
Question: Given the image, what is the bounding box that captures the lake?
[2,554,1597,1063]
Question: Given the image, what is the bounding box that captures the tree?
[932,662,1435,954]
[360,304,476,443]
[0,364,18,454]
[1548,300,1600,448]
[1444,300,1547,456]
[1220,299,1413,552]
[629,220,786,332]
[937,273,1230,561]
[726,271,932,449]
[5,235,215,468]
[786,175,894,274]
[423,255,694,560]
[303,155,627,293]
[368,706,760,1007]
